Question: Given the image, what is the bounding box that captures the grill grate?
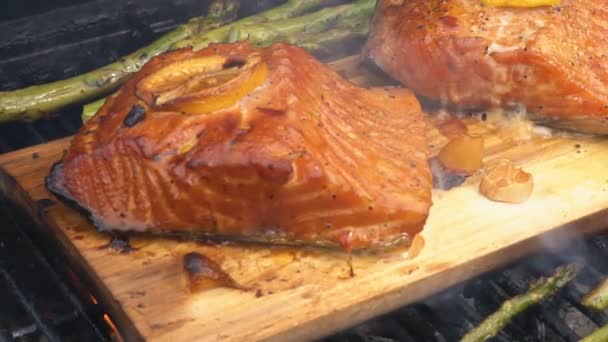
[322,243,608,342]
[0,198,111,342]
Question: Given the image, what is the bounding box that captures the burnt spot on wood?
[36,198,55,216]
[124,105,146,127]
[183,252,246,293]
[100,234,135,255]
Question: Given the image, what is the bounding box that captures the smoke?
[540,230,586,266]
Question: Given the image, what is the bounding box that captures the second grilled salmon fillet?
[47,42,431,251]
[364,0,608,134]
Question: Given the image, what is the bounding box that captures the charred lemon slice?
[136,53,269,114]
[482,0,560,7]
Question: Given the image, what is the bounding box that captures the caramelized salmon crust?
[364,0,608,134]
[47,42,431,251]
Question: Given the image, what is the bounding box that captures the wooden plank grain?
[2,59,608,341]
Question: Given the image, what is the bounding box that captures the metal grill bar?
[2,206,107,341]
[0,268,62,342]
[11,311,79,339]
[0,198,109,342]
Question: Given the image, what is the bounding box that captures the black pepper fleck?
[31,152,39,160]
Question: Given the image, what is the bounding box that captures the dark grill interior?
[0,199,111,342]
[2,1,608,341]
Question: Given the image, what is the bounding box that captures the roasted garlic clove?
[437,134,484,175]
[479,159,533,204]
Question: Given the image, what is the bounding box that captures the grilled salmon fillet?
[364,0,608,134]
[47,42,431,251]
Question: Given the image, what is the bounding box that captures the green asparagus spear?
[81,0,375,123]
[581,323,608,342]
[82,98,107,123]
[582,278,608,311]
[223,0,375,48]
[0,0,337,123]
[461,264,578,342]
[0,0,239,123]
[284,6,371,55]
